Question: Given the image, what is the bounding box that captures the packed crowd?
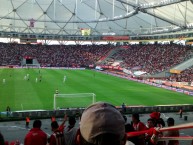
[170,67,193,82]
[0,102,185,145]
[0,43,114,67]
[0,42,192,79]
[112,44,193,74]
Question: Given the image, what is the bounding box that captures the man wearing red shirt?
[24,120,47,145]
[132,113,147,145]
[49,121,65,145]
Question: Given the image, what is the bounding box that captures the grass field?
[0,68,193,111]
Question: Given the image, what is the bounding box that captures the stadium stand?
[0,43,114,67]
[1,43,193,77]
[111,44,193,75]
[170,67,193,82]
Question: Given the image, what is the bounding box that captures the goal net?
[53,93,96,109]
[22,64,40,68]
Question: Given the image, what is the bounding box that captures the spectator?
[170,67,193,82]
[131,113,147,145]
[163,118,179,145]
[145,118,156,145]
[24,120,47,145]
[49,121,65,145]
[0,43,114,67]
[146,118,155,129]
[10,140,20,145]
[64,116,78,145]
[0,131,4,145]
[149,111,165,128]
[123,115,136,145]
[149,112,165,145]
[76,102,126,145]
[111,44,192,75]
[51,115,56,122]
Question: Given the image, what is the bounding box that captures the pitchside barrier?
[10,108,84,119]
[4,104,193,120]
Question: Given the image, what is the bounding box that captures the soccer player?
[63,76,66,83]
[6,106,11,117]
[36,78,38,83]
[55,89,59,94]
[39,75,42,82]
[27,74,30,81]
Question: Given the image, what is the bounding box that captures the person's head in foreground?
[51,121,59,131]
[167,117,175,127]
[33,120,42,128]
[76,102,126,145]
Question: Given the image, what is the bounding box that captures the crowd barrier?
[8,104,193,119]
[10,108,84,119]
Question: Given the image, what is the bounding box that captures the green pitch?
[0,68,193,111]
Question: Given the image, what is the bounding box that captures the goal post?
[53,93,96,110]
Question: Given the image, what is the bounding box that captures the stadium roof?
[0,0,193,36]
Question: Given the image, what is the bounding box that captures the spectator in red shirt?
[145,118,156,145]
[24,120,47,145]
[51,115,56,122]
[131,113,147,145]
[49,121,65,145]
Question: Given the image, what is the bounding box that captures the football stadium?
[0,0,193,145]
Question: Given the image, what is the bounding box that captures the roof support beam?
[0,9,138,23]
[116,0,189,9]
[116,0,187,28]
[116,0,137,7]
[140,0,189,9]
